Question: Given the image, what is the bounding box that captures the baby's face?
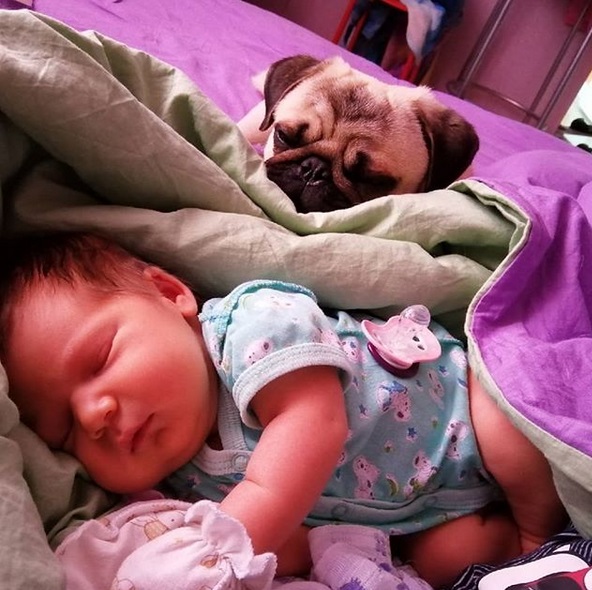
[4,270,218,494]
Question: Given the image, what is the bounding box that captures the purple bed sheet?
[2,0,592,536]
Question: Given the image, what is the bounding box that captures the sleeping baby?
[0,232,566,589]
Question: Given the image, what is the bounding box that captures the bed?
[0,1,591,589]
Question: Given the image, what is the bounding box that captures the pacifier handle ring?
[367,343,420,378]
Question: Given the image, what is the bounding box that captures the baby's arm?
[219,364,348,575]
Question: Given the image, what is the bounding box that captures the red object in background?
[564,0,592,32]
[333,0,419,82]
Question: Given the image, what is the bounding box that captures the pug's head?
[253,55,479,213]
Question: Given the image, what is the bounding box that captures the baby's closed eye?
[93,334,114,375]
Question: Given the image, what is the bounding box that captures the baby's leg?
[394,507,521,588]
[468,369,567,551]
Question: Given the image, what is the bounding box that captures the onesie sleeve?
[199,280,353,429]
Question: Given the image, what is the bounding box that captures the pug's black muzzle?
[265,155,352,213]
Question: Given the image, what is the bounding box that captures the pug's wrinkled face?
[243,55,479,213]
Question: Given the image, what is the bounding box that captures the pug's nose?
[301,156,330,183]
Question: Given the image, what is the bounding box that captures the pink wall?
[247,0,592,133]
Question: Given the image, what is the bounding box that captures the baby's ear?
[143,266,197,317]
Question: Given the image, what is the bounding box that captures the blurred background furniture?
[447,0,592,130]
[333,0,464,83]
[333,0,419,81]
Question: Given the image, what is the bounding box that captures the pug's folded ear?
[414,95,479,191]
[260,55,322,131]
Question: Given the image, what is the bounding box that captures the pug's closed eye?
[343,152,398,193]
[362,174,398,194]
[274,123,308,149]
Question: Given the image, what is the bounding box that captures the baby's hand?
[56,499,277,590]
[117,501,277,589]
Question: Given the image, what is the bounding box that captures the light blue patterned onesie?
[165,280,500,535]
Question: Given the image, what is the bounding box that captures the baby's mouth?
[130,415,153,453]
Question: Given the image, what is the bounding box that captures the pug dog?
[238,55,479,213]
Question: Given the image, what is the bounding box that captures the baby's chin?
[90,469,164,495]
[86,457,182,495]
[126,451,204,494]
[87,427,209,494]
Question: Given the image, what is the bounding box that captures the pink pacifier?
[361,305,442,377]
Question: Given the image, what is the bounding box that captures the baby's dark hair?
[0,232,155,360]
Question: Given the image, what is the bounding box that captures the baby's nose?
[76,394,117,439]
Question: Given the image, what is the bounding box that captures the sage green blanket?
[0,11,517,589]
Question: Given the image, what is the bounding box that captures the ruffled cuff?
[57,498,277,590]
